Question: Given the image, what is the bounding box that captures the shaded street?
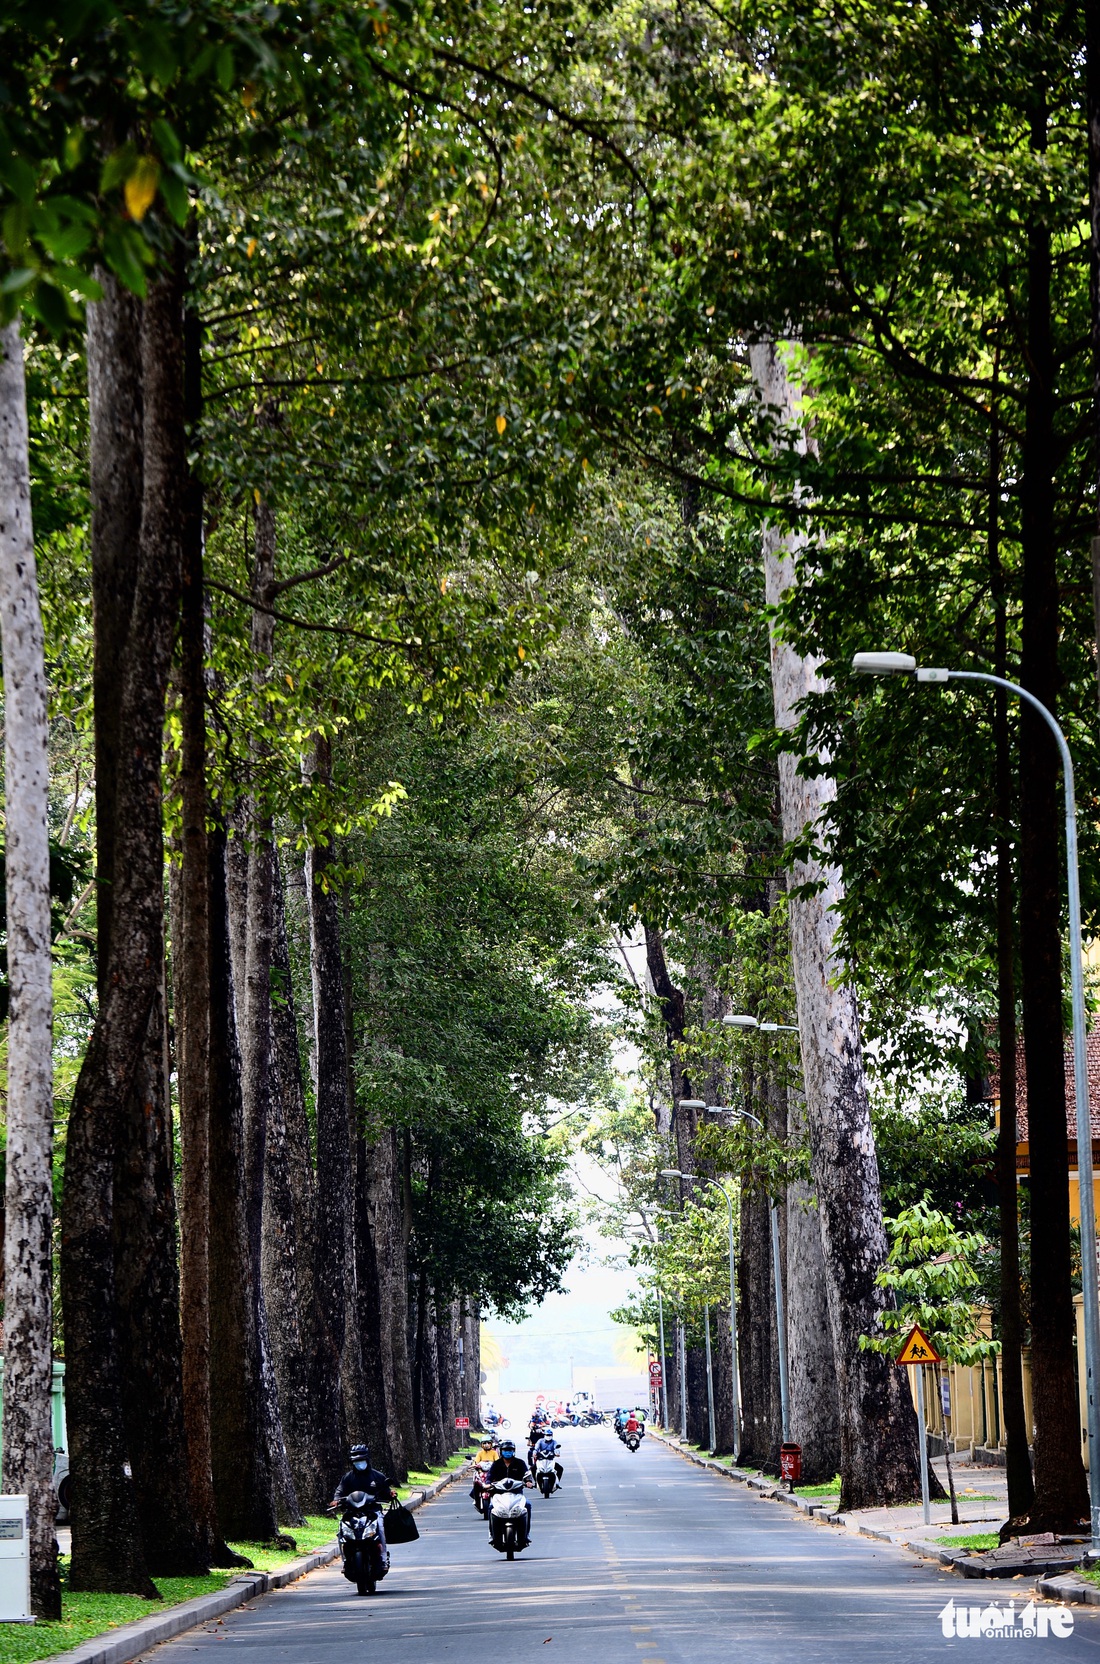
[137,1430,1100,1662]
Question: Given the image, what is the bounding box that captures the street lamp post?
[679,1309,688,1440]
[673,1109,792,1443]
[703,1304,717,1453]
[853,650,1100,1552]
[663,1167,742,1461]
[657,1285,670,1430]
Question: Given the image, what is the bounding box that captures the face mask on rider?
[353,1461,368,1471]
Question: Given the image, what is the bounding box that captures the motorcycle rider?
[532,1429,564,1489]
[330,1443,396,1572]
[487,1438,533,1540]
[470,1435,500,1508]
[527,1409,547,1468]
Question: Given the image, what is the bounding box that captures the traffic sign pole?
[915,1376,930,1525]
[896,1323,941,1526]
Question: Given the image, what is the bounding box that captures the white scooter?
[488,1477,532,1559]
[535,1452,560,1496]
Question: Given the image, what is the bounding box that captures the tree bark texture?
[207,825,279,1542]
[785,1086,840,1483]
[111,272,201,1577]
[113,974,206,1573]
[354,1131,394,1471]
[367,1127,419,1476]
[465,1304,482,1431]
[1017,120,1090,1526]
[751,341,922,1510]
[643,920,692,1134]
[988,406,1035,1521]
[306,737,372,1459]
[1087,0,1100,688]
[236,505,301,1528]
[172,294,232,1564]
[270,860,331,1509]
[63,268,197,1594]
[0,319,61,1618]
[737,1183,778,1468]
[413,1275,447,1468]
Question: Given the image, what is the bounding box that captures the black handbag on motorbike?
[384,1500,420,1544]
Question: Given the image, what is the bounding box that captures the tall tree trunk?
[63,276,150,1596]
[354,1131,394,1470]
[306,736,370,1456]
[685,1340,708,1448]
[173,284,234,1566]
[263,959,320,1513]
[1018,76,1090,1529]
[238,504,301,1528]
[751,340,921,1511]
[63,268,196,1595]
[1087,0,1100,695]
[113,974,206,1573]
[665,1314,683,1437]
[737,1184,776,1468]
[988,397,1034,1522]
[271,861,332,1508]
[439,1301,460,1452]
[786,1086,840,1483]
[109,269,201,1578]
[0,319,61,1618]
[415,1281,447,1467]
[642,920,693,1127]
[366,1130,404,1475]
[466,1303,482,1431]
[207,824,279,1543]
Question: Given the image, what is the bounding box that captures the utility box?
[0,1496,30,1622]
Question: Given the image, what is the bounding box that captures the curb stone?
[648,1428,1090,1603]
[1036,1574,1100,1606]
[35,1459,473,1664]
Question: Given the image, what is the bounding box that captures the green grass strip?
[935,1532,1000,1551]
[0,1455,476,1663]
[0,1567,232,1664]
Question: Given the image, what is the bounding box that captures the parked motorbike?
[334,1491,388,1596]
[535,1453,559,1496]
[487,1477,531,1559]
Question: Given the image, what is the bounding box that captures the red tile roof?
[988,1025,1100,1143]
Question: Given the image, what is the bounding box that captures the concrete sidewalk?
[832,1456,1007,1543]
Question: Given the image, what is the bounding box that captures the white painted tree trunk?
[751,341,921,1507]
[0,320,59,1615]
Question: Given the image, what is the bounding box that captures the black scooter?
[330,1492,388,1595]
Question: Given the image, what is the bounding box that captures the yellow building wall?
[1067,1174,1100,1227]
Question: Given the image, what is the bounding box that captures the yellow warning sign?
[895,1324,942,1366]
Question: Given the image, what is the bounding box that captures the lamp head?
[851,651,917,676]
[679,1098,706,1111]
[722,1014,759,1029]
[659,1168,683,1179]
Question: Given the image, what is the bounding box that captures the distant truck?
[576,1371,650,1413]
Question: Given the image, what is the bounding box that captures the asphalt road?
[139,1430,1100,1661]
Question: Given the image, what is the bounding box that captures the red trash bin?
[780,1443,802,1491]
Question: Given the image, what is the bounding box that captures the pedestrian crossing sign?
[895,1324,942,1366]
